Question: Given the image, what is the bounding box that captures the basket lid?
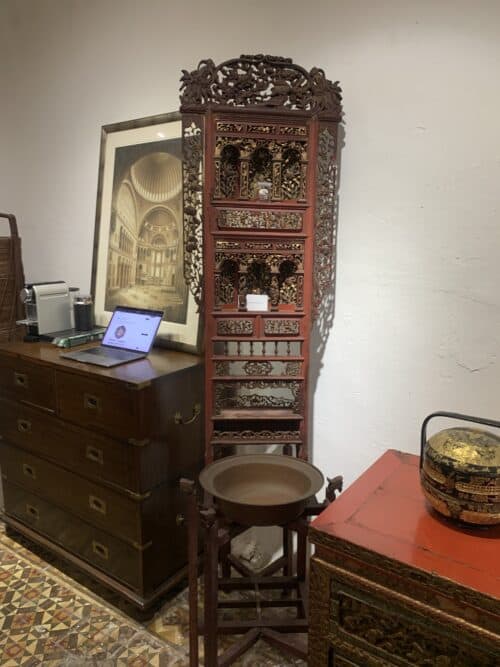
[427,427,500,472]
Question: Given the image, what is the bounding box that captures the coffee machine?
[18,281,73,340]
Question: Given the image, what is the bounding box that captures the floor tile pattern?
[0,523,305,665]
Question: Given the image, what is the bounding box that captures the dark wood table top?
[0,341,202,387]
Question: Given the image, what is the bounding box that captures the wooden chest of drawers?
[0,342,203,608]
[308,450,500,666]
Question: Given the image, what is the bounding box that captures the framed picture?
[91,111,202,354]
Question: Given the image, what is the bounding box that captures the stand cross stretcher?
[181,476,342,666]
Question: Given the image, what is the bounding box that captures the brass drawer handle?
[22,463,36,479]
[84,393,101,411]
[14,371,28,389]
[85,445,103,465]
[92,540,109,560]
[174,403,201,425]
[26,503,39,520]
[89,495,106,515]
[17,418,32,434]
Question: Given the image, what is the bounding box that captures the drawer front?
[0,356,56,411]
[56,370,142,439]
[318,560,500,667]
[0,442,143,544]
[2,480,142,590]
[0,397,144,492]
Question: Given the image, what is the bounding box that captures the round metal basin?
[199,454,324,526]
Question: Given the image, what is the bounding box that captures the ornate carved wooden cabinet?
[0,342,203,609]
[308,450,500,666]
[181,55,342,461]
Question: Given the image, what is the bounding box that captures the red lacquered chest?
[308,449,500,666]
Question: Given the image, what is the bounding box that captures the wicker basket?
[0,213,25,342]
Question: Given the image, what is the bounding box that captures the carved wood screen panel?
[181,55,342,462]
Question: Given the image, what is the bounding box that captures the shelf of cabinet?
[210,199,309,210]
[212,336,305,342]
[211,438,302,446]
[212,355,304,362]
[212,310,305,316]
[212,409,303,421]
[212,376,304,382]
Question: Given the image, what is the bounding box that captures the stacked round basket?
[420,412,500,526]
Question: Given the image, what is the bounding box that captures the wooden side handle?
[174,403,201,425]
[0,212,19,237]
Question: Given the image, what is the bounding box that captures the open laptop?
[61,306,163,367]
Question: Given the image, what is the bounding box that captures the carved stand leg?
[202,508,219,667]
[283,526,293,577]
[220,539,231,578]
[283,443,295,580]
[180,479,200,667]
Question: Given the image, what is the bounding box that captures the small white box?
[246,294,269,311]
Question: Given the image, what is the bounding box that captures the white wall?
[1,0,499,489]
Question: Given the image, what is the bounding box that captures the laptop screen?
[102,307,163,353]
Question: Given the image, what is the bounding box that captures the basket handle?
[420,411,500,468]
[0,213,19,238]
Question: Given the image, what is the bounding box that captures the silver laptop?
[61,306,163,367]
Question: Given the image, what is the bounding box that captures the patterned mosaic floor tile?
[0,530,173,665]
[111,631,187,666]
[56,611,141,662]
[0,633,74,666]
[0,522,306,665]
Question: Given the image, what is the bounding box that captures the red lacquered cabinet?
[308,449,500,666]
[180,55,342,464]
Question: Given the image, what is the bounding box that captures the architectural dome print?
[105,137,188,324]
[130,152,182,202]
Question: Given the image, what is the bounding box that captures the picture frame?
[91,111,202,354]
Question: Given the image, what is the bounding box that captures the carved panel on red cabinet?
[216,319,253,336]
[216,209,303,232]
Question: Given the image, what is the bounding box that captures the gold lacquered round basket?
[199,453,324,526]
[420,412,500,526]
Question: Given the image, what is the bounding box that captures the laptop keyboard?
[88,348,140,360]
[108,349,141,359]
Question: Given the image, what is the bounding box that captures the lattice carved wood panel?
[181,55,341,461]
